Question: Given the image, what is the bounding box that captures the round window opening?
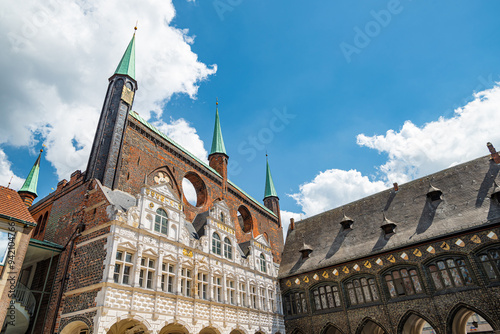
[237,205,253,233]
[182,172,207,207]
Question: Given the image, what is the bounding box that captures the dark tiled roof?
[0,186,36,225]
[279,154,500,279]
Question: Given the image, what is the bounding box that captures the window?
[311,283,342,311]
[180,267,192,296]
[477,246,500,282]
[139,257,155,289]
[227,279,235,305]
[239,282,247,307]
[268,288,275,312]
[284,291,308,316]
[198,273,208,299]
[114,250,133,285]
[224,237,232,260]
[213,276,222,302]
[345,277,379,306]
[250,285,257,308]
[155,209,168,235]
[161,263,175,293]
[212,233,221,255]
[384,268,423,298]
[260,287,267,311]
[427,257,473,291]
[220,212,225,223]
[260,253,267,273]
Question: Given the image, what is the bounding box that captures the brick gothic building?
[278,146,500,334]
[17,32,285,333]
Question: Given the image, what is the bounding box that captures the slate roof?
[0,186,36,225]
[192,211,210,237]
[101,185,136,211]
[279,154,500,279]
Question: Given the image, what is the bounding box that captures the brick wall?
[116,116,284,263]
[280,228,500,334]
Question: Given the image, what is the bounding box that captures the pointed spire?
[210,99,227,156]
[19,149,43,196]
[114,28,136,80]
[264,156,278,198]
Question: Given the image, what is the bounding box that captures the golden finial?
[7,176,13,188]
[134,21,138,31]
[216,97,218,106]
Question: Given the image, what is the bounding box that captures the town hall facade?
[9,31,285,334]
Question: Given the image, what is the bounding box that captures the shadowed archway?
[321,323,344,334]
[398,311,438,334]
[356,318,387,334]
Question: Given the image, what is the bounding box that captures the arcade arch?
[321,323,344,334]
[60,320,89,334]
[106,319,148,334]
[398,312,437,334]
[448,305,496,334]
[356,319,386,334]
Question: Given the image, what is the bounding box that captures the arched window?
[427,257,474,290]
[155,209,168,235]
[283,291,308,317]
[34,215,43,236]
[224,237,232,259]
[310,283,341,312]
[384,267,424,298]
[212,233,221,255]
[220,212,225,223]
[345,276,380,306]
[476,245,500,282]
[260,253,267,273]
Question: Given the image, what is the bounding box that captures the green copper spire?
[19,149,42,196]
[114,31,136,80]
[264,157,278,198]
[210,101,227,155]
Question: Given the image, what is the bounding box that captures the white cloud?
[290,169,387,217]
[0,0,216,181]
[182,178,198,206]
[357,85,500,183]
[154,118,208,162]
[0,149,24,190]
[280,210,302,238]
[289,85,500,218]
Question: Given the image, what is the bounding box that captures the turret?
[18,149,43,207]
[208,100,228,193]
[85,28,138,188]
[263,157,280,226]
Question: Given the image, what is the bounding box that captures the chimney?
[290,218,295,231]
[487,142,500,163]
[393,182,399,192]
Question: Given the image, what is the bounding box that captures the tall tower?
[208,100,228,193]
[263,157,281,226]
[85,30,138,188]
[18,149,42,207]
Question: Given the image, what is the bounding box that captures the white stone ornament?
[154,172,170,184]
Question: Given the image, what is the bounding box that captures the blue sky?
[2,0,500,228]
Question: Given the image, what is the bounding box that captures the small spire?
[114,30,136,80]
[19,149,43,196]
[209,99,227,156]
[264,156,278,198]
